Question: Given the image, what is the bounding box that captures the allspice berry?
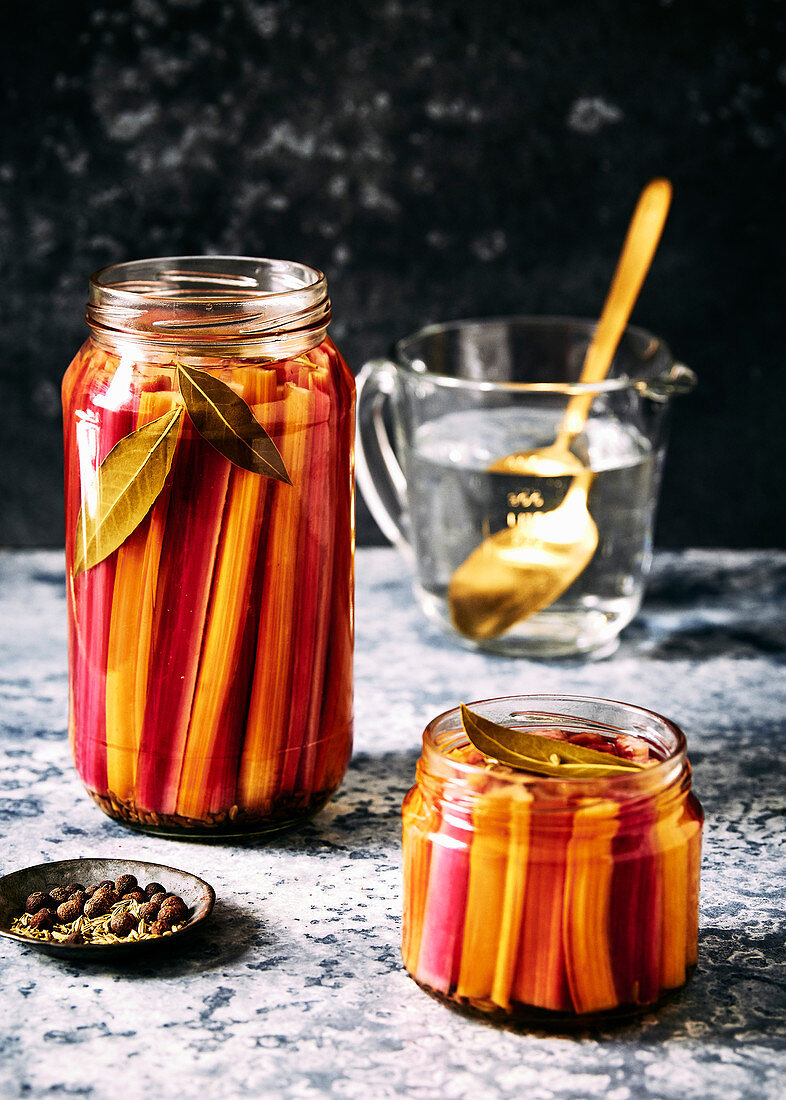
[138,900,160,923]
[65,930,84,945]
[123,888,147,905]
[49,886,70,905]
[57,898,84,923]
[29,908,56,931]
[149,919,171,937]
[65,882,85,896]
[84,888,112,919]
[158,896,188,923]
[109,910,138,937]
[114,874,137,896]
[25,892,53,915]
[148,892,167,908]
[144,882,165,898]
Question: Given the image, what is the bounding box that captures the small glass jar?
[62,257,354,837]
[402,695,703,1025]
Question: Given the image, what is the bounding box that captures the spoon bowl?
[447,179,672,644]
[449,468,598,639]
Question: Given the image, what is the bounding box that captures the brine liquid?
[404,407,663,657]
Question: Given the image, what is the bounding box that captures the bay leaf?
[176,361,291,483]
[73,406,184,578]
[460,703,646,779]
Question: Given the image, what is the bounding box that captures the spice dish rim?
[0,856,216,960]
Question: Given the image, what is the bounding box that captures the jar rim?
[421,694,688,791]
[86,256,331,355]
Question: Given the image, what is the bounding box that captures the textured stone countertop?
[0,547,784,1099]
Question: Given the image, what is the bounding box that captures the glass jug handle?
[355,359,413,558]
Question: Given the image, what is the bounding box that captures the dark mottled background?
[1,0,783,547]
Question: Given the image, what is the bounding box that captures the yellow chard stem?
[456,796,510,1003]
[562,798,619,1014]
[237,381,313,813]
[490,789,532,1010]
[175,367,277,820]
[402,786,435,973]
[656,793,691,988]
[105,388,178,802]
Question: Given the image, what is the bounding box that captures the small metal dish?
[0,857,215,959]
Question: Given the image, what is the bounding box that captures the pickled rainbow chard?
[402,724,702,1017]
[62,340,354,832]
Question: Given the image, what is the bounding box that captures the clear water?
[404,407,662,657]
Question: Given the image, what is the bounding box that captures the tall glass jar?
[62,257,354,837]
[402,695,703,1025]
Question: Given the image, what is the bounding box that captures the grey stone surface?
[0,547,784,1098]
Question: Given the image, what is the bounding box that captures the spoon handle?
[560,178,672,441]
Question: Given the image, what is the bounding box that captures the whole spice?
[25,892,53,915]
[85,879,113,899]
[84,888,113,918]
[109,910,138,937]
[10,874,192,945]
[158,896,188,923]
[138,900,161,922]
[122,888,147,905]
[29,908,55,931]
[57,899,83,923]
[114,874,137,895]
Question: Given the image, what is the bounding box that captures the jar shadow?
[419,925,785,1040]
[26,899,264,979]
[265,749,420,855]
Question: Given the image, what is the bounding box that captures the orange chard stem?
[237,380,313,814]
[455,799,510,1003]
[684,794,703,969]
[490,790,532,1009]
[174,366,277,820]
[311,345,355,797]
[401,785,435,973]
[562,799,619,1014]
[105,387,179,803]
[657,792,693,989]
[274,366,333,798]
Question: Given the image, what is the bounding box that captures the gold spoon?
[448,178,673,642]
